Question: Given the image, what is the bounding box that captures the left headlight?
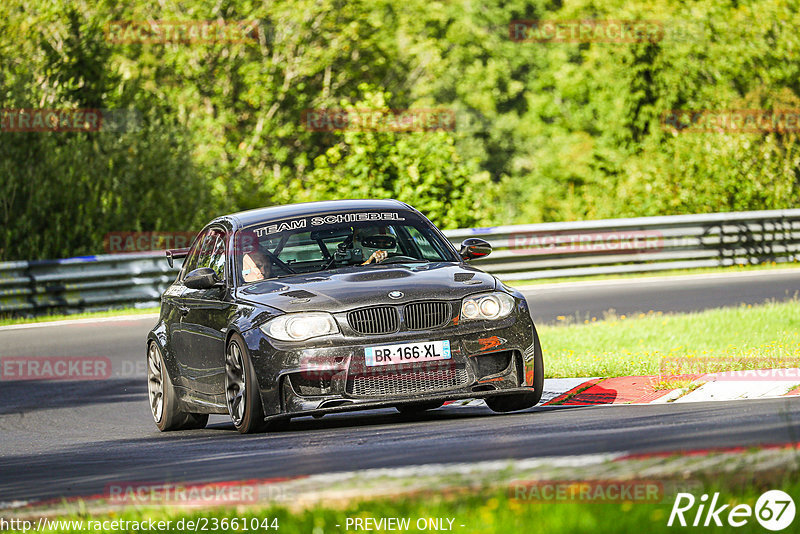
[460,292,516,321]
[260,312,339,341]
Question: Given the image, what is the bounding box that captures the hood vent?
[281,290,316,299]
[345,270,413,282]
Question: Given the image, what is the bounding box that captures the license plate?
[365,340,451,367]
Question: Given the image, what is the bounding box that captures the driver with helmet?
[354,225,395,264]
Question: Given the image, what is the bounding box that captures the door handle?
[178,305,190,316]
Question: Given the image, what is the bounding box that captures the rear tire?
[396,401,444,415]
[225,333,268,434]
[147,342,209,431]
[485,327,544,413]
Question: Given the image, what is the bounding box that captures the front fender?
[147,321,182,385]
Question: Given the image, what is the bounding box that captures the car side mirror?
[459,238,492,260]
[184,267,223,289]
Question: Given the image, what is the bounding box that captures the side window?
[209,236,226,279]
[180,230,209,279]
[196,232,226,280]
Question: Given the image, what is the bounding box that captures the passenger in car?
[242,250,271,282]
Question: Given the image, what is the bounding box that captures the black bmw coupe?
[147,199,544,433]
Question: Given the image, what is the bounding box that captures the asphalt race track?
[522,269,800,323]
[1,270,799,504]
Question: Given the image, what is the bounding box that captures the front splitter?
[264,386,538,422]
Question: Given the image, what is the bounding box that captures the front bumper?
[264,387,538,422]
[240,302,539,419]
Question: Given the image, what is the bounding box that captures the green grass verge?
[539,299,800,378]
[0,307,160,327]
[11,475,799,533]
[507,261,800,286]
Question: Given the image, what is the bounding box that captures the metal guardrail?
[454,208,800,281]
[1,209,799,316]
[0,254,179,315]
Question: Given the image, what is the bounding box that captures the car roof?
[221,199,415,228]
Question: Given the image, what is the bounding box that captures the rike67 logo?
[668,490,796,531]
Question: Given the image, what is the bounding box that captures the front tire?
[147,342,209,431]
[485,328,544,413]
[225,333,268,434]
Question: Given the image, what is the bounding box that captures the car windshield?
[236,212,457,284]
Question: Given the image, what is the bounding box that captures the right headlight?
[460,292,515,321]
[260,312,339,341]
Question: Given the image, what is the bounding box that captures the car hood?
[236,262,497,313]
